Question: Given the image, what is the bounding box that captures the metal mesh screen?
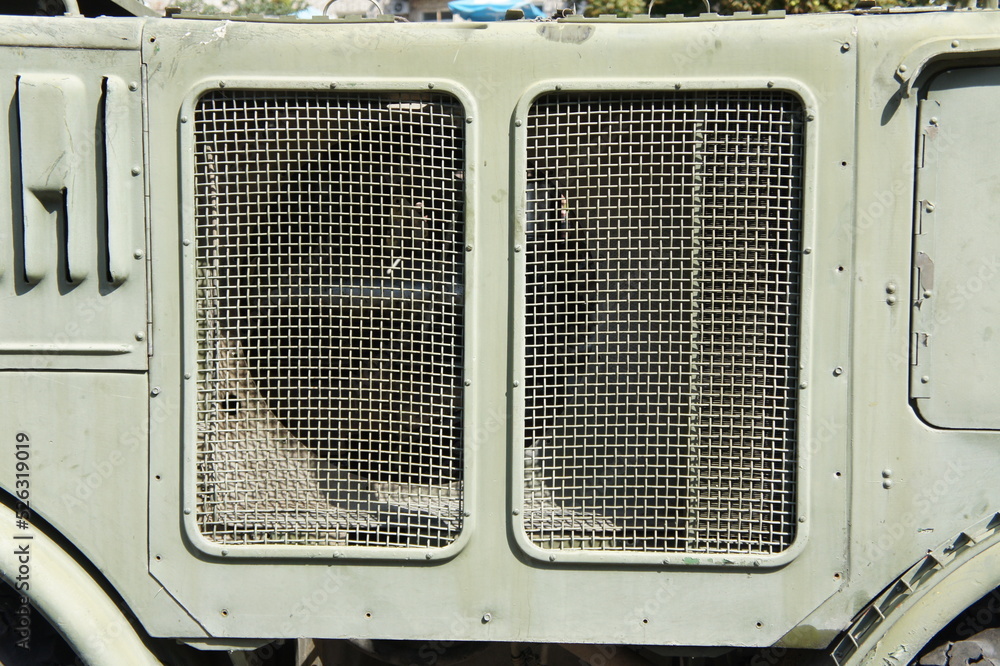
[194,90,466,548]
[523,91,803,555]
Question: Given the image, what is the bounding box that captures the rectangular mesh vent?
[194,90,466,549]
[522,91,803,556]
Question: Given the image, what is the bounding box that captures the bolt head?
[482,613,492,623]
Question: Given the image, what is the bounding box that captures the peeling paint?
[536,25,594,44]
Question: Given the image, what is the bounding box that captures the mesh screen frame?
[183,84,473,557]
[512,87,807,564]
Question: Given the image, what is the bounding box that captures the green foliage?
[584,0,648,16]
[172,0,308,15]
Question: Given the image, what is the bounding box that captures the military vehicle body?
[2,2,1000,665]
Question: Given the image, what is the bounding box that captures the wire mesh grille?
[194,90,466,548]
[523,91,803,555]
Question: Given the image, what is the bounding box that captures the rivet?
[425,553,433,559]
[799,381,808,390]
[803,247,812,255]
[555,84,563,91]
[482,613,492,623]
[428,82,435,89]
[833,366,843,377]
[330,82,338,89]
[921,375,930,384]
[886,282,897,294]
[766,81,775,88]
[135,331,145,341]
[512,509,520,515]
[333,551,344,558]
[952,40,960,48]
[183,508,192,515]
[798,516,806,523]
[131,166,141,176]
[883,479,894,489]
[221,549,229,556]
[134,249,144,259]
[841,42,851,52]
[898,64,908,74]
[464,379,472,387]
[514,244,522,253]
[925,201,935,212]
[929,117,939,126]
[466,117,473,124]
[674,83,682,89]
[923,290,933,299]
[218,81,226,88]
[150,387,160,397]
[466,244,473,251]
[184,372,192,379]
[753,560,762,567]
[182,239,192,246]
[128,81,138,91]
[463,510,471,517]
[514,119,522,127]
[549,555,556,562]
[806,113,816,122]
[886,295,897,305]
[882,468,892,478]
[180,115,188,123]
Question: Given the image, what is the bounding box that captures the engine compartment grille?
[522,91,803,555]
[194,90,466,548]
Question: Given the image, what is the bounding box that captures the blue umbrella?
[448,0,546,21]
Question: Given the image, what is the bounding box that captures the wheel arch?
[836,512,1000,666]
[0,496,163,665]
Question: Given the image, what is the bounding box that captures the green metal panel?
[3,9,1000,657]
[144,14,854,647]
[0,38,148,371]
[911,66,1000,429]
